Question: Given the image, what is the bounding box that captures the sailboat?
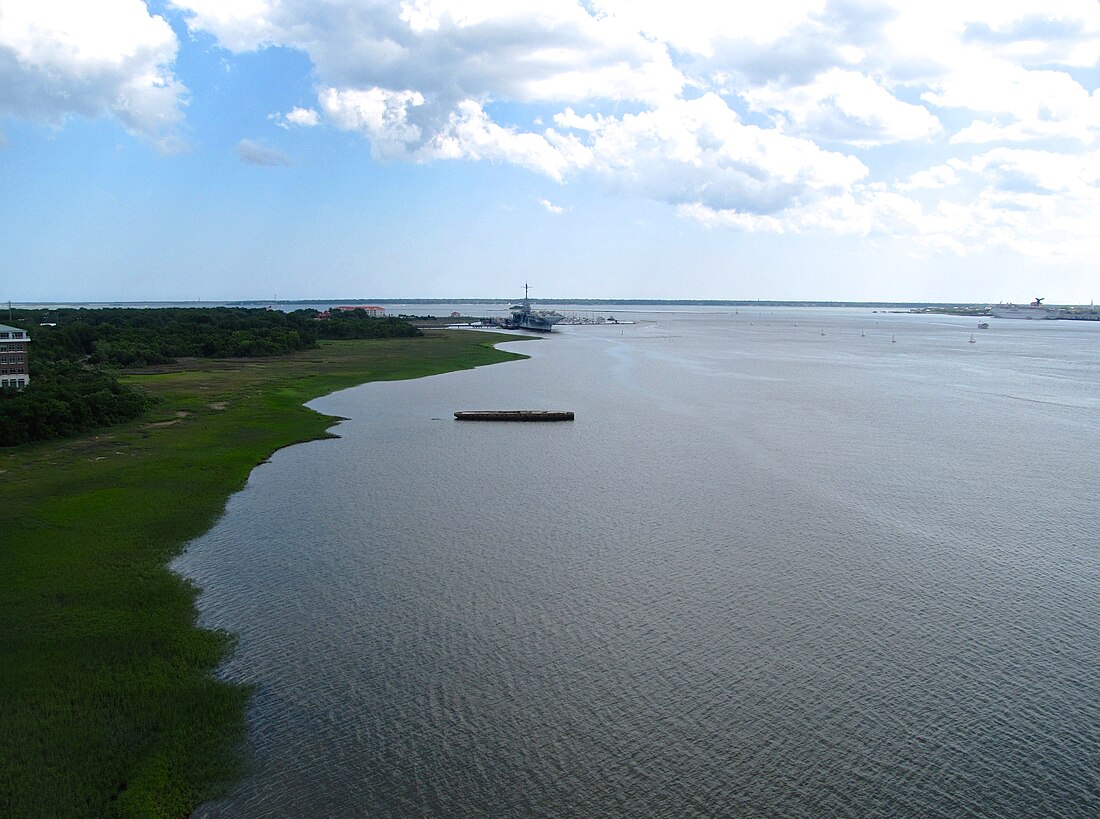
[891,334,896,343]
[861,330,865,338]
[969,334,976,344]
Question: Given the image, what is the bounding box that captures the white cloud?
[174,0,685,106]
[679,141,1100,263]
[743,68,942,146]
[553,108,602,132]
[164,1,1100,266]
[883,1,1100,71]
[578,94,869,214]
[319,86,425,157]
[539,198,566,214]
[680,185,925,238]
[321,84,871,217]
[0,0,186,149]
[924,60,1100,144]
[237,138,289,165]
[897,165,959,191]
[171,0,278,52]
[962,146,1100,195]
[591,0,829,57]
[276,107,320,128]
[676,203,786,233]
[320,87,587,179]
[428,100,582,181]
[879,147,1100,258]
[11,0,1088,261]
[953,1,1100,67]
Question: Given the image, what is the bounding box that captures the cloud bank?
[0,0,186,151]
[5,0,1100,257]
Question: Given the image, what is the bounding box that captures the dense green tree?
[0,307,421,445]
[311,310,423,339]
[0,361,150,446]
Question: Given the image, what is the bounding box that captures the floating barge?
[454,410,574,422]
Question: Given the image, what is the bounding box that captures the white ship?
[505,285,563,332]
[990,297,1061,319]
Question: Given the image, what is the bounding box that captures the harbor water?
[174,308,1100,817]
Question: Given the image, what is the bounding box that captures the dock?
[454,410,575,422]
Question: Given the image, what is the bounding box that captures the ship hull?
[512,315,563,331]
[455,410,573,421]
[506,286,563,331]
[991,306,1060,319]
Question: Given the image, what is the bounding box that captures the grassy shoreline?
[1,331,529,818]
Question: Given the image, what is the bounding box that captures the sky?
[2,0,1100,303]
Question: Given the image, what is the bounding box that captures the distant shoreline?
[11,298,1093,309]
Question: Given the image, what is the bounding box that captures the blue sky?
[2,0,1100,303]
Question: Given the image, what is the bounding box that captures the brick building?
[334,305,386,317]
[0,323,30,389]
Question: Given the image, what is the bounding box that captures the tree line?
[0,307,422,446]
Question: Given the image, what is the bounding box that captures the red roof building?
[334,305,386,317]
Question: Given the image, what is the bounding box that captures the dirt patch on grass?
[144,411,190,429]
[122,357,272,375]
[209,402,228,410]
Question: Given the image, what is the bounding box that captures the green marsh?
[0,331,528,818]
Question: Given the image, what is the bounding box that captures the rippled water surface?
[174,308,1100,817]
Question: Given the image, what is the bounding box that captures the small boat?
[861,330,865,338]
[891,334,896,343]
[977,321,989,329]
[969,334,976,344]
[820,329,826,336]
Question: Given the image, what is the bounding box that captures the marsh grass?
[1,332,529,818]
